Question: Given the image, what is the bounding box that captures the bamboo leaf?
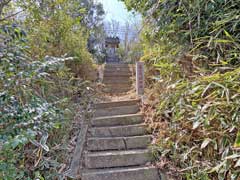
[201,138,212,149]
[234,131,240,148]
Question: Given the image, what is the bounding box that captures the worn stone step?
[104,71,133,76]
[87,135,152,151]
[103,74,133,79]
[103,86,132,94]
[91,114,143,127]
[85,149,151,169]
[104,73,132,77]
[104,69,133,73]
[104,87,132,91]
[82,166,160,180]
[103,87,132,93]
[105,64,132,68]
[103,79,132,84]
[94,99,140,109]
[105,82,132,85]
[104,72,134,77]
[104,84,132,89]
[103,76,132,80]
[104,80,132,84]
[103,90,131,94]
[104,67,133,71]
[105,64,134,68]
[89,124,147,137]
[104,69,133,72]
[94,105,139,117]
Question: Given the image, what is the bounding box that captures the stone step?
[104,66,133,71]
[104,69,133,74]
[103,86,132,90]
[89,124,147,137]
[105,64,135,68]
[87,135,152,151]
[94,99,140,109]
[91,114,143,127]
[104,72,133,76]
[85,149,151,169]
[103,78,134,84]
[103,86,132,94]
[103,84,132,89]
[103,90,131,94]
[103,76,133,81]
[82,166,160,180]
[94,105,139,117]
[104,73,132,77]
[104,72,134,77]
[103,79,132,84]
[105,64,132,68]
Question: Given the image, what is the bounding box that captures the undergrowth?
[141,30,240,180]
[149,67,240,180]
[0,24,92,179]
[122,0,240,179]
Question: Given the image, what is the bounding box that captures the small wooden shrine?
[105,36,120,63]
[105,37,120,48]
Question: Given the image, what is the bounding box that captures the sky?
[95,0,141,25]
[95,0,142,41]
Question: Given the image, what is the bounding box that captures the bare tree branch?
[0,10,24,22]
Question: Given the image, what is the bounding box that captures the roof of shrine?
[105,36,120,44]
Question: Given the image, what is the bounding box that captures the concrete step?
[94,105,139,117]
[85,149,151,169]
[89,124,147,137]
[82,166,160,180]
[87,135,152,151]
[91,114,143,127]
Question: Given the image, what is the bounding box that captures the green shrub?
[0,23,89,180]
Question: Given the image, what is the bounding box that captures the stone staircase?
[80,99,161,180]
[102,64,134,94]
[68,64,162,180]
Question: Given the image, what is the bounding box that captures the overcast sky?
[95,0,141,25]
